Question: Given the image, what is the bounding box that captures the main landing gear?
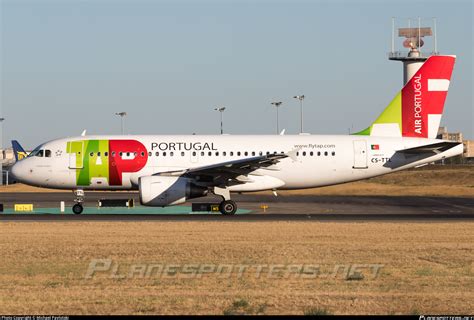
[214,187,237,215]
[72,189,85,214]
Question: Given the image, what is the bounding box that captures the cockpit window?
[28,145,52,158]
[28,145,44,157]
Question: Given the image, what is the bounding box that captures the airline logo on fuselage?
[67,139,148,187]
[151,142,217,151]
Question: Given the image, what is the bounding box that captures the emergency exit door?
[353,140,368,169]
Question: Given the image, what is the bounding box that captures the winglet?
[81,130,87,137]
[279,129,286,135]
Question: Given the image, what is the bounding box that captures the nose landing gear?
[72,189,85,214]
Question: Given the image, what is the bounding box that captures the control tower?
[388,18,438,84]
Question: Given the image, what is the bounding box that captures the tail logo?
[413,74,423,135]
[355,55,455,139]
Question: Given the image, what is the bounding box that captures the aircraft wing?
[396,141,461,155]
[155,153,288,186]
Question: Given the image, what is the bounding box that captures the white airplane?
[11,55,463,214]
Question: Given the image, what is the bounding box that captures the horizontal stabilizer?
[396,141,461,155]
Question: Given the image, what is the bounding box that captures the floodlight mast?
[271,101,282,134]
[293,95,305,133]
[214,107,226,134]
[115,112,127,134]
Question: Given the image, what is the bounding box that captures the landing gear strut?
[214,187,237,215]
[72,189,85,214]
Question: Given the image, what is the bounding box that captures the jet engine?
[139,176,208,206]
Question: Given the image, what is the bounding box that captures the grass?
[304,307,331,315]
[0,221,473,314]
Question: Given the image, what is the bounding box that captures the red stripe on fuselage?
[108,140,148,186]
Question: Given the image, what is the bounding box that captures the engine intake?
[139,176,208,206]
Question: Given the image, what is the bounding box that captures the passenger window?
[193,151,197,156]
[90,152,94,157]
[244,152,248,156]
[181,152,185,156]
[155,152,159,156]
[170,152,174,156]
[141,152,145,157]
[216,152,219,156]
[251,152,255,156]
[112,151,116,157]
[201,151,204,156]
[332,151,336,156]
[324,151,328,156]
[148,152,152,157]
[104,152,109,157]
[266,152,270,155]
[163,152,167,156]
[126,152,130,157]
[259,151,263,156]
[208,151,212,156]
[97,152,101,157]
[296,152,299,156]
[302,151,306,156]
[223,151,226,156]
[45,150,51,157]
[237,152,241,156]
[310,151,314,156]
[230,151,234,156]
[317,151,321,156]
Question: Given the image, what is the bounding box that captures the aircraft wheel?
[72,203,83,214]
[219,200,237,215]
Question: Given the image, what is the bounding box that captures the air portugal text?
[413,74,423,135]
[151,142,218,152]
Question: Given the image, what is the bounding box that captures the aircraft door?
[68,141,84,169]
[353,140,368,169]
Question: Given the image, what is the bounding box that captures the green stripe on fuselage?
[68,140,110,186]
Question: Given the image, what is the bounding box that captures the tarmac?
[0,192,472,222]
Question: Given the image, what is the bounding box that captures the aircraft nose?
[11,161,25,182]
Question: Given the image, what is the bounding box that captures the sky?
[1,0,472,149]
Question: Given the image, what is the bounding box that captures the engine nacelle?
[139,176,208,206]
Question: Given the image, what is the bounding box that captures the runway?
[2,212,474,222]
[0,192,472,221]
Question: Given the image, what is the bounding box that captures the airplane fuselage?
[11,134,463,191]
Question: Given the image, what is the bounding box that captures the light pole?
[214,107,226,134]
[271,101,282,134]
[293,95,305,133]
[115,112,127,134]
[0,117,5,186]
